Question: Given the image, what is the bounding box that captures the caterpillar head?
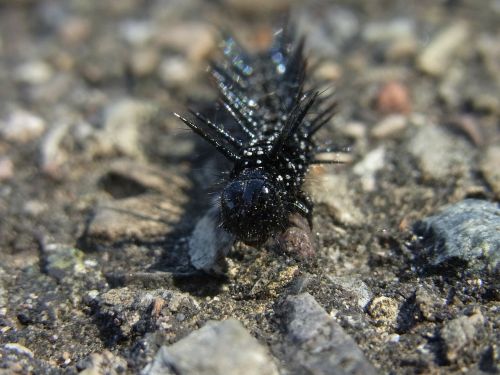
[220,174,285,245]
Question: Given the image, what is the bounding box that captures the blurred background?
[0,0,498,173]
[0,0,499,373]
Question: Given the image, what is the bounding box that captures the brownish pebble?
[376,81,411,114]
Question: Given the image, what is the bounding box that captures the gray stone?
[101,159,191,197]
[417,22,470,76]
[189,206,235,273]
[86,193,184,244]
[307,174,364,226]
[282,293,331,344]
[413,199,500,273]
[408,125,473,181]
[324,7,360,45]
[281,293,377,375]
[327,275,373,310]
[142,319,279,375]
[78,350,128,375]
[99,99,156,159]
[441,310,485,362]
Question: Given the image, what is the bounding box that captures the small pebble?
[375,81,411,115]
[307,174,364,226]
[408,125,473,181]
[367,296,399,327]
[363,18,415,43]
[3,343,34,358]
[155,23,216,62]
[388,334,400,343]
[58,17,91,44]
[39,121,71,177]
[327,275,373,310]
[371,114,408,138]
[0,157,14,181]
[353,146,386,192]
[119,20,154,46]
[341,121,367,139]
[100,99,156,158]
[159,56,198,86]
[313,62,343,81]
[15,60,53,85]
[129,48,160,77]
[415,287,445,321]
[79,350,127,375]
[280,293,377,374]
[386,37,418,60]
[441,310,485,362]
[320,7,360,48]
[417,22,470,76]
[0,110,46,143]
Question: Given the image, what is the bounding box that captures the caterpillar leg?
[289,193,314,228]
[275,212,315,259]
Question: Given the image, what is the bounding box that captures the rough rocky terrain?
[0,0,499,374]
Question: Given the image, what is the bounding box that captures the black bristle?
[176,25,339,246]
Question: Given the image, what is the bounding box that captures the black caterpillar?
[175,26,338,248]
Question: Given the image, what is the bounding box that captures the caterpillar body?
[175,26,338,250]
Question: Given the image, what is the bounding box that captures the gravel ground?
[0,0,499,374]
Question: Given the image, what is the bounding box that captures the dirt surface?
[0,0,499,374]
